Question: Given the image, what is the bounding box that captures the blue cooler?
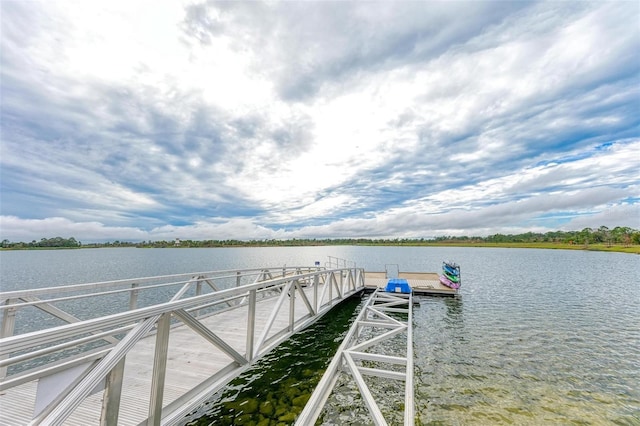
[385,278,411,294]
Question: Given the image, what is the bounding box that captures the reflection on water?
[443,296,464,326]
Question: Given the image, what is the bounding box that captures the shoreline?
[2,242,638,254]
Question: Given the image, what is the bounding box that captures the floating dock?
[364,271,459,296]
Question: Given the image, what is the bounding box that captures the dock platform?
[364,271,458,296]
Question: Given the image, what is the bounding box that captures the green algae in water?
[183,297,363,426]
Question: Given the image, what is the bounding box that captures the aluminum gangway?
[296,288,414,426]
[0,265,365,425]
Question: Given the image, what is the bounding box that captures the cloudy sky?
[1,1,638,242]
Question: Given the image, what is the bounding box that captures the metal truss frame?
[296,288,414,426]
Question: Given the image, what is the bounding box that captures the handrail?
[326,256,356,269]
[0,266,319,305]
[0,266,323,362]
[0,268,348,357]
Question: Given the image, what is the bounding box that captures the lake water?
[1,246,639,424]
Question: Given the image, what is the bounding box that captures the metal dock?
[0,266,364,425]
[1,261,457,425]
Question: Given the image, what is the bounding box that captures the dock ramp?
[296,288,414,425]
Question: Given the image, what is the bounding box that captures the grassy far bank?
[420,241,640,254]
[3,228,639,254]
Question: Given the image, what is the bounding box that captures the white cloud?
[1,1,638,242]
[0,216,147,242]
[565,203,640,231]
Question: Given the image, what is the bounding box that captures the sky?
[1,1,639,243]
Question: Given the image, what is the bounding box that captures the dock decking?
[364,271,458,296]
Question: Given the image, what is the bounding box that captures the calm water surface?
[1,246,638,424]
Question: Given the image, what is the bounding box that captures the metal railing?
[0,265,366,425]
[296,288,414,426]
[326,256,356,269]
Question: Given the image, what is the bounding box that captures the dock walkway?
[0,267,364,425]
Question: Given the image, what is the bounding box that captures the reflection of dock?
[364,271,458,296]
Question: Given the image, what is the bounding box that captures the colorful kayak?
[439,274,460,289]
[443,270,460,283]
[443,263,459,276]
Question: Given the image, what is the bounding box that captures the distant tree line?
[480,226,639,246]
[1,236,81,249]
[1,226,638,249]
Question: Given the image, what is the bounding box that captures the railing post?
[289,281,295,331]
[148,313,171,426]
[313,274,319,315]
[129,283,139,311]
[100,358,125,426]
[195,281,203,318]
[349,269,354,291]
[246,289,256,360]
[0,298,17,379]
[236,271,241,287]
